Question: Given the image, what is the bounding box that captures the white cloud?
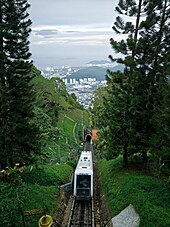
[28,0,121,67]
[31,23,126,46]
[32,24,112,33]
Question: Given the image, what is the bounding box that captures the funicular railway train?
[67,131,95,227]
[73,130,93,200]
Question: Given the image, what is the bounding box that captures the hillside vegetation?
[31,66,90,164]
[98,157,170,227]
[0,164,72,227]
[92,1,170,223]
[0,66,91,226]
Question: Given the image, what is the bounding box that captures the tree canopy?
[0,0,40,167]
[93,0,170,168]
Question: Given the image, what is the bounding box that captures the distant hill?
[111,64,124,72]
[68,64,124,81]
[87,60,111,65]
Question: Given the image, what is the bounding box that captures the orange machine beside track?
[92,129,99,141]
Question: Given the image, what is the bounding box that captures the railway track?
[55,134,112,227]
[67,198,94,227]
[67,140,95,227]
[84,142,93,152]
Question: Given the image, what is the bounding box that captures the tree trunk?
[142,151,147,162]
[132,0,143,58]
[123,143,128,168]
[142,151,148,169]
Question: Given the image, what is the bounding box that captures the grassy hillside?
[32,66,72,112]
[0,164,72,227]
[0,66,91,226]
[31,66,90,163]
[98,157,170,227]
[57,108,91,160]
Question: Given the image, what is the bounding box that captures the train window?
[77,175,91,189]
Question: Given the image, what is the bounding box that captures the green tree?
[92,87,107,128]
[135,0,170,165]
[106,0,146,166]
[0,0,40,168]
[96,0,170,167]
[100,71,133,166]
[150,84,170,170]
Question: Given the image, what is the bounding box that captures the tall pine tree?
[138,0,170,164]
[106,0,146,166]
[0,0,40,168]
[100,0,170,166]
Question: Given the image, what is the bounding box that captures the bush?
[0,183,22,226]
[22,164,72,186]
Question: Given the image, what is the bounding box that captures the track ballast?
[67,197,94,227]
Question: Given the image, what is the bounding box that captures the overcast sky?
[28,0,120,69]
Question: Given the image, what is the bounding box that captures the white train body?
[73,150,93,200]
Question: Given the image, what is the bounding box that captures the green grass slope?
[31,66,91,162]
[98,157,170,227]
[57,108,90,159]
[0,164,72,227]
[0,66,91,226]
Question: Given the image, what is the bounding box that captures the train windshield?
[77,175,91,189]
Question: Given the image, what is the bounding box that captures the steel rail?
[67,198,94,227]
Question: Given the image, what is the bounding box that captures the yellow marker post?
[38,215,53,227]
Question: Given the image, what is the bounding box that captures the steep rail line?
[84,142,93,152]
[67,198,94,227]
[67,140,94,227]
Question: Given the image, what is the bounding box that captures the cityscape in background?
[41,61,116,109]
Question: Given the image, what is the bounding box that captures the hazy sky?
[28,0,120,69]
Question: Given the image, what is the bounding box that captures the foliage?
[22,164,72,186]
[0,183,22,227]
[98,157,170,226]
[55,107,90,161]
[149,83,170,167]
[31,67,60,123]
[30,67,89,164]
[0,163,73,226]
[93,0,170,168]
[0,0,40,168]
